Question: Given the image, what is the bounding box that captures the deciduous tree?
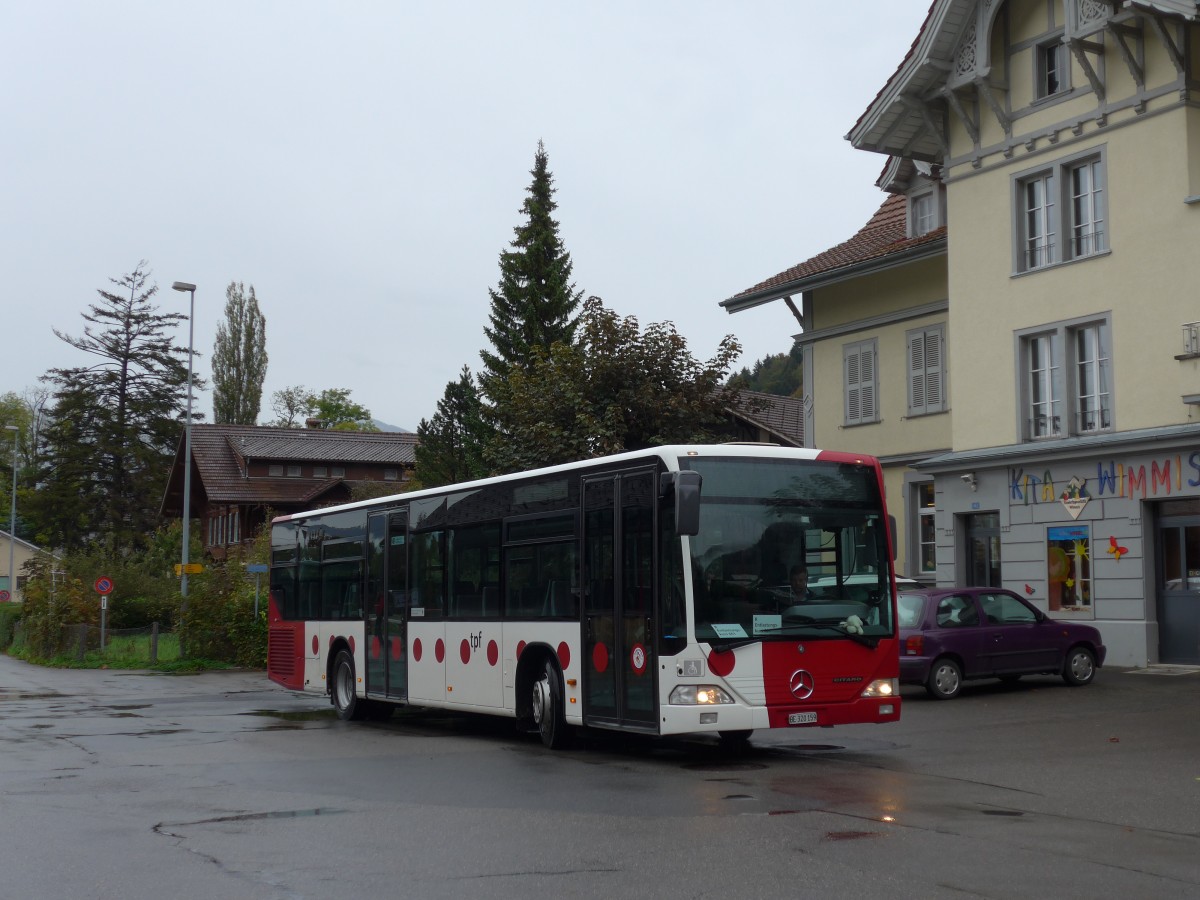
[487,297,742,473]
[212,282,268,424]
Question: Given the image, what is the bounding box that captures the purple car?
[898,587,1107,700]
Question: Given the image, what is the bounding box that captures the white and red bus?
[267,444,901,748]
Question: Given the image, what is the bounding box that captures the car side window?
[935,595,978,627]
[898,594,923,628]
[980,593,1037,625]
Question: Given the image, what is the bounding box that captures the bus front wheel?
[532,658,572,750]
[332,649,365,721]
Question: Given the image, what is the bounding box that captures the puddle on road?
[244,708,337,723]
[155,807,348,833]
[0,691,62,701]
[824,830,885,842]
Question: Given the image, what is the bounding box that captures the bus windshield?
[682,456,895,643]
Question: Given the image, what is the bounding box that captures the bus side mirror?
[661,471,702,536]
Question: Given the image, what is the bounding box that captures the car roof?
[897,586,1003,598]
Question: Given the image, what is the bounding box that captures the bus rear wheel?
[532,658,572,750]
[332,649,365,721]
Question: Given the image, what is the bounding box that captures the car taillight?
[905,635,924,656]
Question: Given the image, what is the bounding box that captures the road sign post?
[246,564,268,617]
[95,577,114,652]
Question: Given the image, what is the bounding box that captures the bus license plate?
[788,711,818,725]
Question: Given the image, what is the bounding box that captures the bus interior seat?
[481,585,500,617]
[544,580,578,618]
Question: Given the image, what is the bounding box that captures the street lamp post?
[172,282,196,603]
[4,425,16,603]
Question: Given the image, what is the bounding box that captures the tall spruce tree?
[212,282,268,424]
[34,262,195,553]
[414,367,490,488]
[479,140,583,400]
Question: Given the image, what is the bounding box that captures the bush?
[0,603,21,651]
[13,520,271,669]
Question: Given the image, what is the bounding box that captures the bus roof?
[269,443,876,525]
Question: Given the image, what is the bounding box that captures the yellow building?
[0,529,43,604]
[725,0,1200,667]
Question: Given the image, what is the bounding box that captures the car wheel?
[925,657,962,700]
[1062,646,1096,686]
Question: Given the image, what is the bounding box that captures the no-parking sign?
[94,576,114,595]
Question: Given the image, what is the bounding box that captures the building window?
[1020,172,1056,270]
[1047,524,1091,612]
[1068,158,1105,259]
[286,465,301,477]
[229,510,239,544]
[268,464,283,477]
[907,325,946,416]
[911,191,936,237]
[384,469,399,481]
[1074,322,1111,432]
[332,466,346,478]
[1037,40,1067,99]
[843,339,878,426]
[1018,317,1111,440]
[313,466,328,478]
[1015,151,1106,273]
[916,482,936,576]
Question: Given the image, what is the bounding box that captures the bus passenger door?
[583,469,657,730]
[367,510,409,700]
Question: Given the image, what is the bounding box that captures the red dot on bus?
[557,642,571,671]
[370,636,381,659]
[348,636,355,654]
[460,639,471,665]
[708,649,736,677]
[413,638,423,662]
[487,640,499,666]
[436,639,445,663]
[391,637,402,661]
[592,642,609,674]
[312,636,319,655]
[516,640,526,658]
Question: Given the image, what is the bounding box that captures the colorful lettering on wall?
[1011,452,1200,505]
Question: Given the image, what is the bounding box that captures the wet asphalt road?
[0,655,1197,900]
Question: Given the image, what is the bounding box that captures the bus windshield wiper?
[755,622,880,649]
[707,637,761,653]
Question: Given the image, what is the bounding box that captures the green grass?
[8,632,241,672]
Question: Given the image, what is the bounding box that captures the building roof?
[845,0,1199,162]
[721,193,946,313]
[728,390,804,447]
[0,529,47,555]
[160,424,419,516]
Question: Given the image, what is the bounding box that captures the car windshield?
[683,456,896,644]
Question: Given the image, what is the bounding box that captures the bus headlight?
[860,678,898,698]
[670,685,734,705]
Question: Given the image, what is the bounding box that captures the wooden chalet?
[160,424,418,560]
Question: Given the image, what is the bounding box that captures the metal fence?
[12,621,175,664]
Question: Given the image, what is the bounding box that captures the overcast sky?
[4,1,929,431]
